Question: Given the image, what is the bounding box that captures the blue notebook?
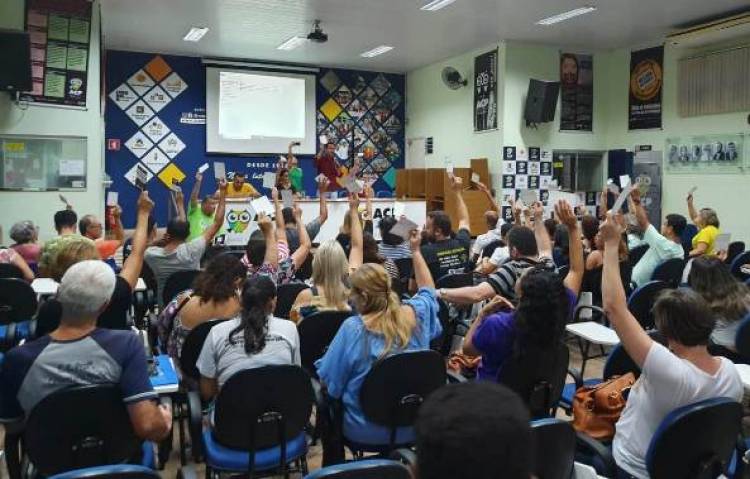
[150,354,179,388]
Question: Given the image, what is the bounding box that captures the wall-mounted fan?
[441,66,468,90]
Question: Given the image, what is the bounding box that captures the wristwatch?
[437,288,446,299]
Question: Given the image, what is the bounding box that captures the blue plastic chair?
[49,464,160,479]
[681,224,699,257]
[531,418,575,479]
[650,258,686,288]
[304,459,411,478]
[0,278,37,350]
[627,280,670,329]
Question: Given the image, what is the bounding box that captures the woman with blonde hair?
[315,228,441,460]
[687,191,721,256]
[290,194,363,322]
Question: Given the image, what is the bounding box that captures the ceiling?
[100,0,750,73]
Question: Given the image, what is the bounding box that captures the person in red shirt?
[315,141,342,196]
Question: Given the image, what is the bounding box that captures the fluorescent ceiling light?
[183,27,209,42]
[420,0,457,11]
[536,6,596,25]
[360,45,394,58]
[277,36,308,51]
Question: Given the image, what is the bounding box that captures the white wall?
[0,0,103,242]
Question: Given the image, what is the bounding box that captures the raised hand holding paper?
[519,189,537,206]
[315,173,327,183]
[390,217,418,241]
[319,135,328,145]
[471,172,480,184]
[251,196,274,217]
[59,194,70,207]
[610,184,635,213]
[446,161,454,174]
[214,162,226,180]
[106,192,119,207]
[262,172,276,189]
[198,163,209,174]
[280,189,294,208]
[619,175,631,188]
[135,165,148,191]
[688,186,698,196]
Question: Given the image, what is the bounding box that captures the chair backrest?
[394,258,413,280]
[650,258,685,287]
[179,319,229,382]
[531,418,575,479]
[730,251,750,280]
[733,313,750,360]
[681,224,699,257]
[0,262,24,279]
[627,280,670,329]
[0,277,38,325]
[24,384,141,476]
[274,282,310,319]
[435,272,473,289]
[213,366,314,453]
[646,397,742,479]
[162,270,200,306]
[359,350,445,434]
[628,244,650,267]
[498,341,569,418]
[725,241,745,265]
[603,330,665,380]
[49,465,160,479]
[298,310,352,376]
[557,265,570,280]
[303,459,411,479]
[481,239,503,260]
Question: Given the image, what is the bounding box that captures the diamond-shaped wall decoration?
[142,116,171,143]
[370,154,391,173]
[143,85,171,113]
[319,70,341,93]
[144,55,172,82]
[346,98,367,120]
[358,86,378,110]
[383,115,402,136]
[320,97,343,122]
[124,162,154,187]
[125,100,155,126]
[359,111,378,137]
[331,113,354,137]
[124,131,154,158]
[352,125,368,148]
[370,74,391,97]
[109,83,137,110]
[141,147,170,174]
[157,162,186,188]
[332,85,353,108]
[382,166,396,188]
[381,90,402,110]
[127,69,155,96]
[317,111,329,132]
[161,71,188,99]
[159,132,186,159]
[371,102,392,126]
[351,75,367,95]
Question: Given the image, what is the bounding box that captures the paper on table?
[262,172,276,189]
[214,162,226,180]
[519,189,537,206]
[251,196,274,217]
[714,233,731,253]
[198,163,209,174]
[547,190,580,208]
[610,184,635,213]
[106,192,119,206]
[619,175,631,188]
[471,172,480,184]
[280,189,294,208]
[390,217,418,241]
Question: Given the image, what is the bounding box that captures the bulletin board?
[0,135,87,190]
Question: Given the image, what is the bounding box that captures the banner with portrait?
[559,52,593,131]
[629,46,664,130]
[474,49,498,132]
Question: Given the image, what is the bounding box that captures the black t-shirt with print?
[420,228,471,281]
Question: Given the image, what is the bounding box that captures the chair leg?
[581,341,590,377]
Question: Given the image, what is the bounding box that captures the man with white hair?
[79,206,124,260]
[0,260,172,442]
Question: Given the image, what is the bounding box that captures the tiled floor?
[0,341,606,479]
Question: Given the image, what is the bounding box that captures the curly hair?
[193,253,246,305]
[513,268,570,353]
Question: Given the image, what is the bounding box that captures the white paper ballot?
[251,196,274,217]
[390,217,419,241]
[319,135,328,145]
[714,233,731,253]
[262,172,276,189]
[345,178,364,194]
[688,186,698,195]
[214,162,226,180]
[519,189,537,206]
[610,184,635,213]
[280,189,294,208]
[198,163,209,174]
[471,173,480,184]
[106,192,119,207]
[547,190,580,208]
[619,175,631,188]
[315,174,327,183]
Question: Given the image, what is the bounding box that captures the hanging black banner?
[474,49,498,132]
[628,46,664,130]
[559,53,593,131]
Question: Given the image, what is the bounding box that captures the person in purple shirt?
[463,199,584,381]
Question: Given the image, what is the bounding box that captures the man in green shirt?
[187,170,222,240]
[287,141,304,194]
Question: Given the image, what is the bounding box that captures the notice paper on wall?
[262,172,276,189]
[214,161,226,180]
[59,159,85,176]
[715,233,731,253]
[106,191,119,206]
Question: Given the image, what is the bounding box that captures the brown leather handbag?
[572,373,636,440]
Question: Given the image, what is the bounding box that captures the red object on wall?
[107,138,120,151]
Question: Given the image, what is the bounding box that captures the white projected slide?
[206,67,317,154]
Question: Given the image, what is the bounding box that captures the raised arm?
[601,213,652,367]
[448,175,470,231]
[271,187,287,245]
[599,188,608,220]
[556,200,584,295]
[364,184,374,223]
[687,191,699,224]
[290,202,311,269]
[110,205,125,245]
[317,177,329,224]
[120,191,155,290]
[512,201,522,226]
[410,229,434,289]
[348,193,363,271]
[532,201,552,258]
[463,295,515,357]
[475,181,499,213]
[202,179,227,243]
[190,171,203,209]
[630,188,650,231]
[256,213,278,267]
[173,189,186,222]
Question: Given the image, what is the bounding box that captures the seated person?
[630,188,685,287]
[377,216,411,261]
[286,141,304,193]
[0,260,172,442]
[197,275,300,398]
[438,202,556,305]
[316,228,441,451]
[599,213,742,479]
[476,222,513,274]
[363,232,399,280]
[158,253,247,360]
[420,175,471,280]
[146,180,226,306]
[79,207,124,260]
[0,246,35,282]
[688,256,750,352]
[414,382,532,479]
[469,180,502,264]
[282,178,329,253]
[39,208,79,276]
[226,171,260,199]
[463,200,583,381]
[291,195,364,322]
[36,192,156,334]
[687,192,721,257]
[9,220,42,268]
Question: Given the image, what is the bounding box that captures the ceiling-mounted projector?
[307,20,328,43]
